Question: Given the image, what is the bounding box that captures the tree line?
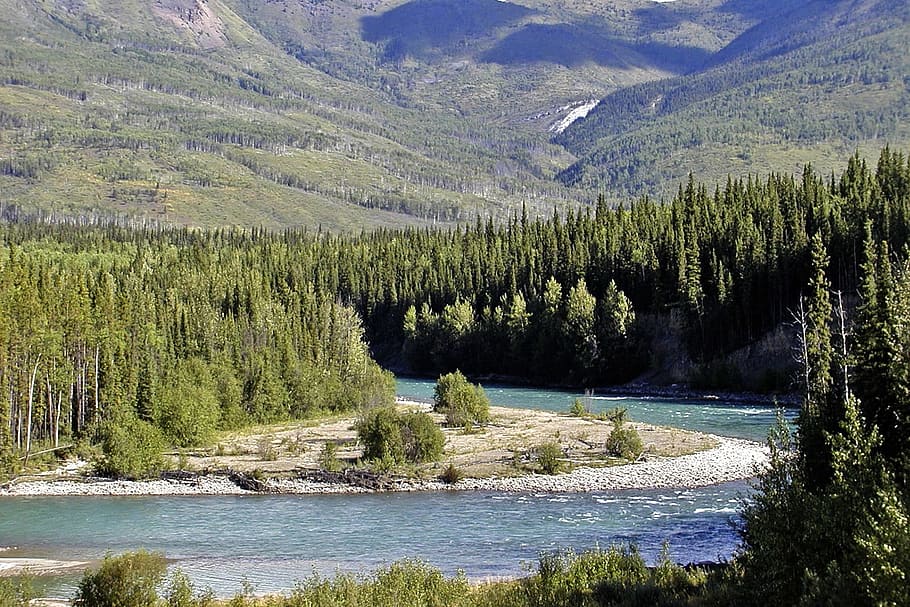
[0,224,394,475]
[2,147,909,473]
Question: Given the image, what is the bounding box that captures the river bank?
[0,434,766,497]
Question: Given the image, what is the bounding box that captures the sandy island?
[0,403,768,497]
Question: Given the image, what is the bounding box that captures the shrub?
[606,420,643,461]
[74,551,167,607]
[400,411,445,463]
[97,416,166,479]
[165,570,215,607]
[286,560,470,607]
[439,463,463,484]
[357,406,405,463]
[604,407,628,423]
[0,576,33,607]
[154,358,221,448]
[570,398,588,417]
[257,436,277,461]
[319,441,342,472]
[357,407,444,465]
[433,371,490,427]
[536,441,565,474]
[0,443,21,481]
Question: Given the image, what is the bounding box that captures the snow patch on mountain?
[549,99,599,134]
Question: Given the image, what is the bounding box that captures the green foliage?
[570,399,588,417]
[97,416,166,480]
[165,570,215,607]
[535,442,564,475]
[433,371,490,427]
[74,551,167,607]
[513,547,707,607]
[283,560,471,607]
[154,358,221,448]
[357,407,444,465]
[738,238,910,606]
[605,420,643,461]
[0,443,21,481]
[603,407,627,424]
[400,411,445,464]
[0,576,33,607]
[357,406,405,464]
[199,548,710,607]
[319,441,342,473]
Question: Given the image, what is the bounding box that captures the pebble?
[0,436,768,497]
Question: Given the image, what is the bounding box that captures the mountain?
[0,1,905,228]
[555,0,910,199]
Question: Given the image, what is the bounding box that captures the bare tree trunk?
[793,296,811,406]
[79,346,87,432]
[46,372,55,448]
[25,354,41,461]
[93,346,100,424]
[56,385,65,449]
[835,291,851,403]
[7,379,14,446]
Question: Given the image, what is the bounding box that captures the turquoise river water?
[0,378,794,597]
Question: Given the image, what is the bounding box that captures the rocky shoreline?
[0,435,767,497]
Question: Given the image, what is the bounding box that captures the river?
[0,378,794,598]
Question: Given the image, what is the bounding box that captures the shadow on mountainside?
[361,0,533,62]
[481,22,712,73]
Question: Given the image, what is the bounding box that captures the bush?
[605,420,643,461]
[166,570,215,607]
[604,407,628,423]
[154,358,221,448]
[74,551,167,607]
[433,370,490,427]
[0,576,33,607]
[570,399,588,417]
[357,407,444,465]
[517,546,707,607]
[536,442,564,474]
[257,436,277,461]
[286,560,470,607]
[0,443,21,481]
[97,416,166,479]
[319,441,342,472]
[400,411,444,463]
[357,406,405,463]
[439,463,463,484]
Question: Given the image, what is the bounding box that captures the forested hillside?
[2,148,909,475]
[0,0,744,229]
[2,1,904,228]
[557,0,910,199]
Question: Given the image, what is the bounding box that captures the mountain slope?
[0,0,747,229]
[0,0,905,228]
[555,0,910,199]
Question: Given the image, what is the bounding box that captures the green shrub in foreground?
[68,547,717,607]
[286,560,471,607]
[0,576,33,607]
[74,551,167,607]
